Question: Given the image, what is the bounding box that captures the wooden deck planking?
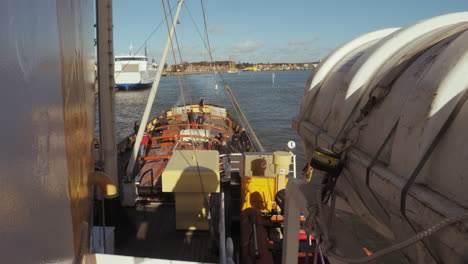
[115,203,218,263]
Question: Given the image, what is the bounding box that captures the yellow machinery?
[240,152,291,213]
[162,150,220,230]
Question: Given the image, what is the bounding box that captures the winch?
[309,147,344,202]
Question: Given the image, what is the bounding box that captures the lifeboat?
[291,12,468,264]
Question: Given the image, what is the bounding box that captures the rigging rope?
[197,0,264,151]
[184,1,221,107]
[162,0,186,106]
[114,4,177,80]
[326,213,468,263]
[200,0,219,104]
[223,83,265,152]
[166,0,194,105]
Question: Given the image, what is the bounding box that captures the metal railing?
[219,152,297,178]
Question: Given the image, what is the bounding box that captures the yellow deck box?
[162,150,220,230]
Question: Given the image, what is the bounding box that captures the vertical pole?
[219,192,226,264]
[96,0,118,187]
[126,0,185,178]
[282,181,301,264]
[293,154,297,178]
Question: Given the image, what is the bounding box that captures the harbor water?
[114,70,310,170]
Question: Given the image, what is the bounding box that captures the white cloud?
[208,25,225,34]
[160,38,328,63]
[267,38,327,62]
[246,27,257,33]
[219,38,327,63]
[231,40,265,53]
[287,40,310,45]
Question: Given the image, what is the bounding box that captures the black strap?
[400,88,468,215]
[365,119,400,217]
[366,119,400,185]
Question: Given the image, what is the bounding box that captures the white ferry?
[114,55,157,91]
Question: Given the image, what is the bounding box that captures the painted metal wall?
[0,0,95,263]
[294,12,468,263]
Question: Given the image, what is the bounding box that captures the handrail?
[154,123,227,132]
[204,114,233,133]
[189,105,210,109]
[166,113,233,133]
[150,134,221,145]
[142,155,171,161]
[220,192,226,264]
[166,114,181,119]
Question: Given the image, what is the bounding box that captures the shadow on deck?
[114,204,218,263]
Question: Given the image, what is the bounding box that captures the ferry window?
[115,58,147,61]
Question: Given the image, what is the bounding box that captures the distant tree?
[182,61,189,71]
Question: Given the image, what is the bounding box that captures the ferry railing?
[219,190,236,264]
[150,134,221,147]
[219,153,242,177]
[290,153,297,178]
[153,123,227,133]
[220,153,297,178]
[165,113,233,133]
[219,192,226,264]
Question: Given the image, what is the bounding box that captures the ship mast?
[125,0,185,181]
[96,0,118,187]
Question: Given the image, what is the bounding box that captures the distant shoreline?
[164,69,312,76]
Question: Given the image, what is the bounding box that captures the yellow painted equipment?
[162,150,220,230]
[242,152,276,177]
[241,152,292,213]
[241,176,279,213]
[273,151,292,175]
[273,151,292,191]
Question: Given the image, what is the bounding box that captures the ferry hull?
[115,82,153,91]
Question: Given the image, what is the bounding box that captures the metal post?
[293,154,297,178]
[126,0,185,178]
[96,0,118,187]
[282,180,302,264]
[220,192,226,264]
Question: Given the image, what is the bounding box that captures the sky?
[113,0,468,63]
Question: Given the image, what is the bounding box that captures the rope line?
[398,83,468,264]
[114,4,177,80]
[162,0,186,105]
[194,0,263,151]
[166,0,194,105]
[327,213,468,263]
[223,83,265,152]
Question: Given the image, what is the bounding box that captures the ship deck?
[114,104,252,263]
[115,203,218,263]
